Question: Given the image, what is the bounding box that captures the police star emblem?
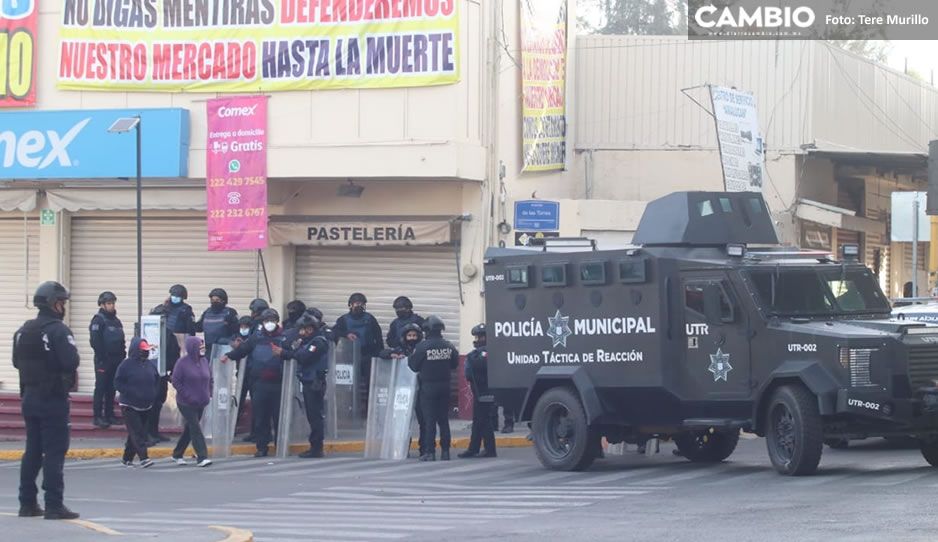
[708,348,733,382]
[546,310,573,348]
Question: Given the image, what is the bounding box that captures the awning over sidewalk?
[45,188,206,212]
[0,189,38,212]
[795,198,886,236]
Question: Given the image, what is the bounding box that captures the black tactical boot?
[501,421,514,434]
[299,448,324,458]
[419,452,436,462]
[458,450,479,459]
[92,417,110,429]
[18,503,43,517]
[44,506,80,520]
[440,449,451,461]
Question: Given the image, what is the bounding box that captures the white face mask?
[240,327,251,337]
[263,322,277,332]
[170,296,182,304]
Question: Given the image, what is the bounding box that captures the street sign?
[515,231,559,246]
[514,200,559,231]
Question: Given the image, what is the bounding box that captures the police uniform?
[284,317,331,457]
[89,306,126,426]
[408,316,458,461]
[13,282,80,519]
[460,326,496,458]
[196,304,239,351]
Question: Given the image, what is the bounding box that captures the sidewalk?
[0,419,532,461]
[0,514,252,541]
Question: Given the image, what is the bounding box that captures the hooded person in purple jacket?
[170,336,213,467]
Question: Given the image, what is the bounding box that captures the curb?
[0,435,532,462]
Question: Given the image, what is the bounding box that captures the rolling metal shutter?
[69,217,259,393]
[0,217,39,394]
[294,247,461,348]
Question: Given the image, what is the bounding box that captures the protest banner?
[520,0,566,172]
[1,0,38,107]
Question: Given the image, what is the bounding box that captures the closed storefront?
[69,216,260,392]
[0,216,39,393]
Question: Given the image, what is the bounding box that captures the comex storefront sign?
[0,108,189,179]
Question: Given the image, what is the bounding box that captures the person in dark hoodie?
[195,288,239,353]
[222,308,286,457]
[283,313,330,458]
[459,324,496,459]
[114,338,160,469]
[380,322,428,458]
[282,300,307,331]
[171,336,213,467]
[408,316,459,462]
[386,296,425,350]
[89,291,125,429]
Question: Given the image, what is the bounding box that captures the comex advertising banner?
[710,86,765,193]
[520,0,566,172]
[687,0,937,40]
[1,0,37,107]
[57,0,460,92]
[206,96,268,252]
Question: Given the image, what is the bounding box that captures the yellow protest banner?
[520,0,567,172]
[57,0,460,92]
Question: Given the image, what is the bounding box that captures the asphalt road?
[0,436,936,542]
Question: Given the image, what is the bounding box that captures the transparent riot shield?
[206,344,239,459]
[384,357,418,460]
[276,359,312,458]
[363,359,396,458]
[330,338,365,438]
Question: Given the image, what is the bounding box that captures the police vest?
[13,319,70,394]
[251,335,284,382]
[201,309,233,346]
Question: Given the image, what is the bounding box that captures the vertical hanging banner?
[1,0,38,107]
[710,86,766,193]
[520,0,567,172]
[206,96,269,251]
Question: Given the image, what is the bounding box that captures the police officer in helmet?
[233,315,256,441]
[379,322,429,458]
[89,291,125,429]
[284,313,330,458]
[408,315,459,461]
[248,298,270,332]
[283,300,307,331]
[459,324,496,458]
[386,296,425,349]
[165,284,196,336]
[195,288,239,352]
[13,281,80,519]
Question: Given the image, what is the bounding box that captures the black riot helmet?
[97,291,117,306]
[392,296,413,310]
[169,284,188,300]
[249,298,269,316]
[471,323,486,337]
[401,322,423,343]
[238,315,253,327]
[423,315,445,334]
[34,281,70,309]
[305,307,324,322]
[348,292,367,306]
[260,308,280,323]
[296,313,321,330]
[286,299,307,317]
[209,288,228,303]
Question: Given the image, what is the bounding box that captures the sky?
[886,40,938,84]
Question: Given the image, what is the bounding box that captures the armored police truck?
[484,191,938,476]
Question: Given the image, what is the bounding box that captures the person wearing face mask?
[282,300,307,331]
[222,309,286,457]
[232,315,256,441]
[379,323,428,458]
[89,291,126,429]
[171,336,213,467]
[248,298,270,333]
[195,288,239,352]
[13,282,81,520]
[283,313,331,458]
[332,293,383,388]
[459,324,496,459]
[114,338,159,470]
[386,296,425,350]
[306,307,334,342]
[408,316,459,462]
[165,284,196,337]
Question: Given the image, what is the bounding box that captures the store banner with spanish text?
[1,0,38,107]
[520,0,566,172]
[206,96,268,252]
[57,0,460,92]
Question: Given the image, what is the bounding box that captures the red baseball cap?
[138,340,152,351]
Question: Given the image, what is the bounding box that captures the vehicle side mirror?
[703,284,723,325]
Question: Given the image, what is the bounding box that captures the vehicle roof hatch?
[632,191,779,247]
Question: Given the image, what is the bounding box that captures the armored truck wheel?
[921,440,938,467]
[765,385,823,476]
[532,387,596,471]
[674,429,740,462]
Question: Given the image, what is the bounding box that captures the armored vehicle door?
[680,273,751,399]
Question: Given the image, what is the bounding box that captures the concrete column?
[261,244,293,315]
[459,183,487,347]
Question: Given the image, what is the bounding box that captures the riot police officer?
[380,322,428,458]
[248,298,270,332]
[223,308,286,457]
[89,291,125,429]
[13,281,80,520]
[234,315,256,441]
[386,296,425,349]
[283,299,307,330]
[284,313,330,458]
[165,284,196,336]
[408,315,459,461]
[459,324,496,458]
[195,288,240,351]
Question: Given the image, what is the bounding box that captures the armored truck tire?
[764,384,824,476]
[674,429,740,463]
[921,440,938,467]
[531,387,597,471]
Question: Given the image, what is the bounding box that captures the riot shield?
[206,344,239,459]
[363,358,396,458]
[330,338,365,437]
[276,359,312,458]
[384,357,418,460]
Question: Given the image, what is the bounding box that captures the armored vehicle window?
[698,200,715,217]
[618,259,647,283]
[507,266,531,288]
[719,197,733,213]
[684,282,735,323]
[748,267,889,316]
[541,264,568,287]
[580,262,607,285]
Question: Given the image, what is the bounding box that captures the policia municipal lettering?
[12,282,81,520]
